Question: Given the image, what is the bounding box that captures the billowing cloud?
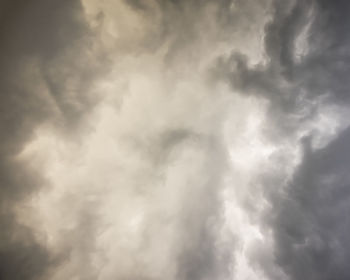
[1,1,350,280]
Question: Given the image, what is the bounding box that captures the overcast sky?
[1,0,350,279]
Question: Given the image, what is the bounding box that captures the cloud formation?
[1,1,350,280]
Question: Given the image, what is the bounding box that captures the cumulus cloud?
[1,1,350,280]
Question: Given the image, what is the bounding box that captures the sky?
[1,0,350,279]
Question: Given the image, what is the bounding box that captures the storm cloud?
[1,0,350,280]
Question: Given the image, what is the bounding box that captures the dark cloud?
[2,0,350,279]
[215,0,350,104]
[0,160,53,280]
[211,0,350,279]
[261,1,350,278]
[0,0,104,279]
[226,0,350,279]
[272,127,350,280]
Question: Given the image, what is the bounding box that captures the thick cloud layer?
[1,0,350,280]
[0,1,108,279]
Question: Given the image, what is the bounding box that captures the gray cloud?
[260,1,350,278]
[209,0,350,279]
[218,0,350,279]
[2,0,350,280]
[0,0,108,279]
[216,0,350,105]
[272,128,350,280]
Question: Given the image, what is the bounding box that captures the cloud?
[257,2,350,278]
[210,1,350,279]
[0,0,109,279]
[218,0,350,279]
[271,127,350,280]
[2,0,350,280]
